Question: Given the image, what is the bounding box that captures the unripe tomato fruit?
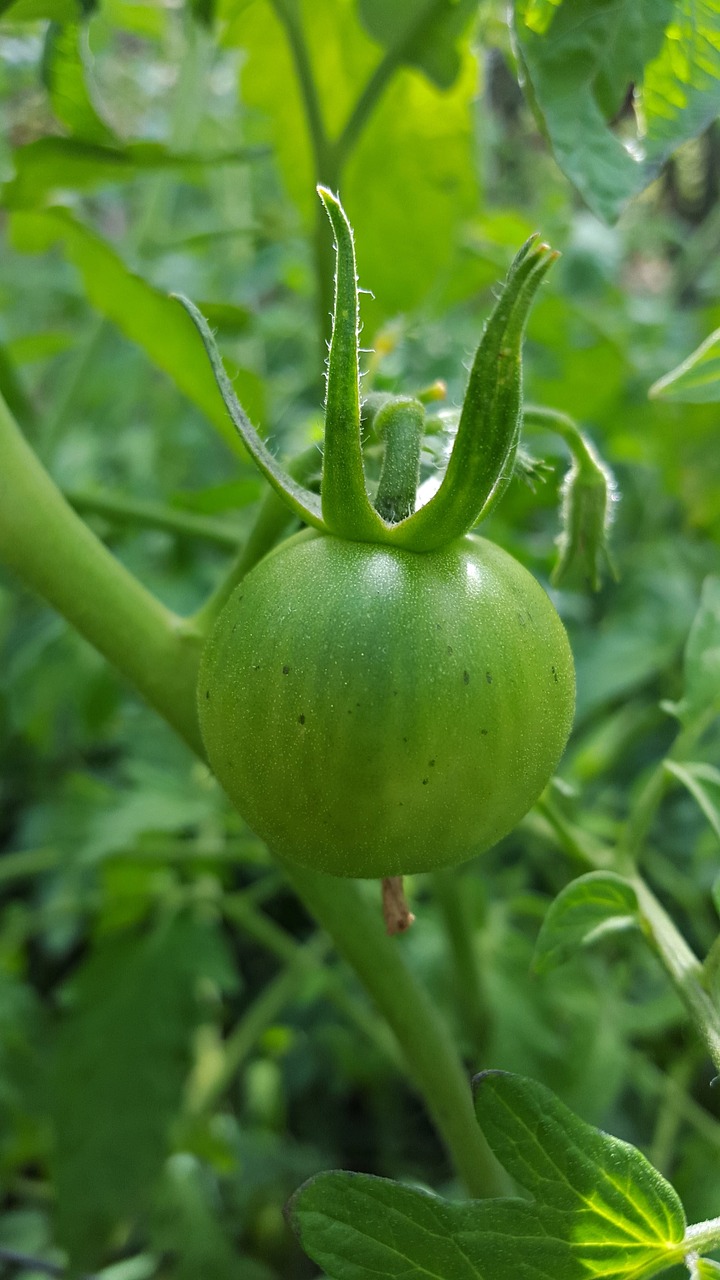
[198,529,574,878]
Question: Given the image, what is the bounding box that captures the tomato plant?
[1,4,720,1278]
[189,193,574,877]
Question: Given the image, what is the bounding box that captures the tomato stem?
[381,877,416,935]
[374,397,425,523]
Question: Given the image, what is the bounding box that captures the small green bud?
[552,436,618,592]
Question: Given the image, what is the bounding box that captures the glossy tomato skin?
[199,530,575,878]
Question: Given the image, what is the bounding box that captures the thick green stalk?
[0,395,204,755]
[433,869,489,1063]
[0,392,505,1197]
[632,876,720,1076]
[282,866,509,1198]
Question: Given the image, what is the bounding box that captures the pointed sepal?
[317,187,386,541]
[173,294,325,532]
[388,237,558,550]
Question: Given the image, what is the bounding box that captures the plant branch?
[187,932,332,1115]
[534,794,613,870]
[270,0,338,343]
[535,788,720,1077]
[65,487,244,547]
[0,394,204,754]
[617,710,718,869]
[270,0,331,180]
[223,892,401,1064]
[632,876,720,1077]
[336,0,448,167]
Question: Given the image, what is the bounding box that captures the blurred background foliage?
[0,0,720,1276]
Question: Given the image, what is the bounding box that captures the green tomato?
[199,529,575,879]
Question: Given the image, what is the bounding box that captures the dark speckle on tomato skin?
[486,671,493,684]
[298,713,305,724]
[282,664,290,675]
[422,778,429,785]
[205,690,210,700]
[463,670,470,685]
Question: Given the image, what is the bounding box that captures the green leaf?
[649,328,720,404]
[534,871,641,973]
[42,23,115,143]
[101,0,166,37]
[679,577,720,723]
[2,137,262,209]
[0,0,78,21]
[290,1169,570,1280]
[664,761,720,842]
[691,1258,720,1280]
[513,0,720,223]
[221,0,317,222]
[474,1071,686,1266]
[292,1073,690,1280]
[642,2,720,170]
[357,0,477,90]
[0,974,43,1171]
[344,48,479,319]
[223,0,479,319]
[50,912,234,1268]
[8,208,261,452]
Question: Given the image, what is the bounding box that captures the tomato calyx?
[174,189,558,554]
